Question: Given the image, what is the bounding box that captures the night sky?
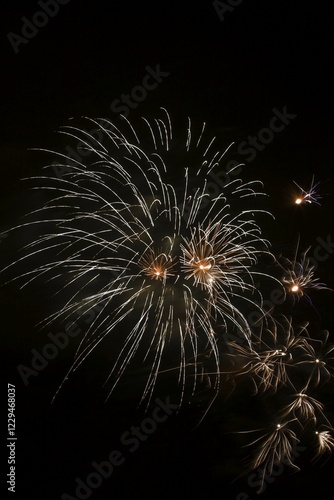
[1,1,334,499]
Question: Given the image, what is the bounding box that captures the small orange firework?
[293,177,321,206]
[139,247,176,281]
[281,247,330,301]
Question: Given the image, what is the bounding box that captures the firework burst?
[280,245,330,303]
[226,316,308,393]
[315,428,334,458]
[3,109,274,406]
[2,110,333,487]
[251,421,300,470]
[225,314,334,480]
[293,176,321,206]
[240,420,301,492]
[281,390,326,423]
[295,330,334,388]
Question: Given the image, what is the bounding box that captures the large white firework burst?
[4,109,274,406]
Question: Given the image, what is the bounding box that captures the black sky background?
[1,1,334,499]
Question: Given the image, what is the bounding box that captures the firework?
[295,330,334,388]
[251,422,300,471]
[3,109,274,406]
[242,421,300,492]
[281,390,325,423]
[293,176,321,206]
[226,314,334,480]
[226,317,308,393]
[315,428,334,458]
[280,245,330,303]
[2,110,333,486]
